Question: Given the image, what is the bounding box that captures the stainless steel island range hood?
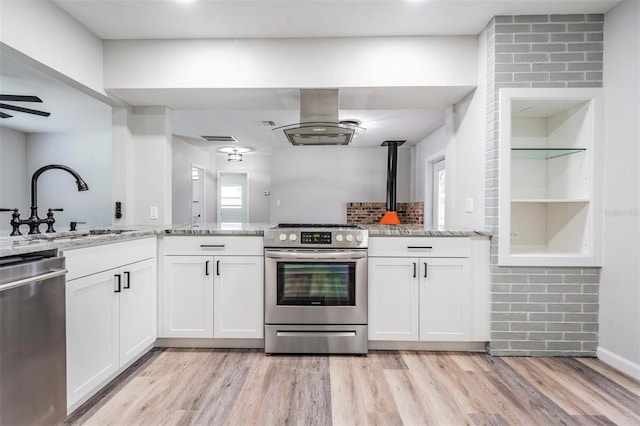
[274,89,365,146]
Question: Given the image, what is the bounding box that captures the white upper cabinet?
[499,88,604,267]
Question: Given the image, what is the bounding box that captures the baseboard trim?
[368,341,488,352]
[155,338,264,349]
[597,346,640,380]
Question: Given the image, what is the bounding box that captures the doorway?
[217,172,249,225]
[432,159,446,230]
[191,165,205,227]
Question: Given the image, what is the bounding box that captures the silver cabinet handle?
[200,244,225,248]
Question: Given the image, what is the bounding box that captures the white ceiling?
[1,0,620,151]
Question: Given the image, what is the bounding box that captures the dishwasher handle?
[0,268,68,293]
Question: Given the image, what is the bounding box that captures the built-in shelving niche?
[498,88,603,267]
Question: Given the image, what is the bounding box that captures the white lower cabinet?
[368,257,419,341]
[162,256,214,337]
[214,256,263,339]
[419,258,471,341]
[64,238,156,411]
[160,236,264,340]
[368,237,488,343]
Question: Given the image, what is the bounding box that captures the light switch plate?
[150,206,159,220]
[465,198,474,213]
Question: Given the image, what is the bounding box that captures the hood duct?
[274,89,365,146]
[379,140,405,225]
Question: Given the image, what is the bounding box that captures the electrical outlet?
[510,230,519,239]
[150,206,159,220]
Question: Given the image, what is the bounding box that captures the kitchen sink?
[88,229,135,235]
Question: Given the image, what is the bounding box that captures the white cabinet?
[162,256,213,337]
[419,258,471,341]
[498,88,603,266]
[160,236,263,340]
[66,270,119,407]
[368,257,418,340]
[214,256,263,339]
[368,237,487,343]
[64,238,156,411]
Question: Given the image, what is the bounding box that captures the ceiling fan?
[0,95,51,119]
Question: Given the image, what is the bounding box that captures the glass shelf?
[511,199,589,203]
[511,148,586,160]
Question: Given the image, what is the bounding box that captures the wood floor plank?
[372,350,409,370]
[576,358,640,395]
[227,355,332,426]
[330,353,401,425]
[468,413,510,426]
[481,355,579,425]
[68,349,640,426]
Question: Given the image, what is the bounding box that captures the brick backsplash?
[346,202,424,225]
[485,14,602,356]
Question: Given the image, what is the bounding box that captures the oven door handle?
[265,250,367,260]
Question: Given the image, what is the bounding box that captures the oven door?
[264,249,367,325]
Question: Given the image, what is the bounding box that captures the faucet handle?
[49,208,64,212]
[0,208,18,212]
[69,221,86,231]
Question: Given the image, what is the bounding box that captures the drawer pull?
[407,246,433,250]
[200,244,225,249]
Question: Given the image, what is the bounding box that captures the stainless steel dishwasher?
[0,253,68,425]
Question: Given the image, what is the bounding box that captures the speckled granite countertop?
[365,224,491,237]
[165,223,272,236]
[0,229,157,257]
[0,223,490,257]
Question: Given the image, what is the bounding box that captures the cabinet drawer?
[65,237,156,281]
[162,236,263,256]
[368,237,470,258]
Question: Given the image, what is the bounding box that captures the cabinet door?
[368,257,419,341]
[214,256,264,339]
[119,259,156,365]
[419,258,472,341]
[162,256,213,338]
[66,270,119,408]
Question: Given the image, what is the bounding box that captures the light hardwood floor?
[64,349,640,426]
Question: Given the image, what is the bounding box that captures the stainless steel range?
[264,224,368,354]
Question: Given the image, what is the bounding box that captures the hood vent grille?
[201,135,238,143]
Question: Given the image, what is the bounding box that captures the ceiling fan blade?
[0,103,50,117]
[0,95,43,103]
[0,111,13,118]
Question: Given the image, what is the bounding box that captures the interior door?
[191,165,205,227]
[218,172,249,224]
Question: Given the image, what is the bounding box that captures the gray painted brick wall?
[485,14,603,356]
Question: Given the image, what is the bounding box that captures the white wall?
[0,0,106,98]
[270,146,410,224]
[599,0,640,378]
[214,152,272,223]
[104,37,477,90]
[445,29,488,231]
[25,132,112,229]
[172,137,216,225]
[413,126,447,227]
[0,127,28,231]
[131,107,173,226]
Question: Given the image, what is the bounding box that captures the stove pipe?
[379,140,405,225]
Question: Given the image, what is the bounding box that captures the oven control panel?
[300,231,332,244]
[264,227,368,248]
